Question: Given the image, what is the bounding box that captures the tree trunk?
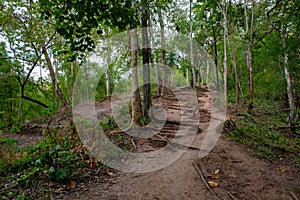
[246,1,254,112]
[106,42,111,97]
[230,31,239,105]
[198,64,202,86]
[17,87,22,122]
[141,3,151,119]
[283,31,297,123]
[189,0,196,88]
[186,68,189,84]
[129,29,143,125]
[69,62,74,100]
[212,27,220,91]
[41,41,69,107]
[220,2,228,103]
[148,12,161,96]
[158,7,167,96]
[243,0,249,34]
[206,54,210,85]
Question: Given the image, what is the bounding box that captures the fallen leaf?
[213,169,220,175]
[208,181,219,188]
[279,157,284,161]
[107,172,113,176]
[67,181,76,189]
[278,167,287,173]
[211,175,220,179]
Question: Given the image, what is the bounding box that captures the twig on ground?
[130,139,137,149]
[227,191,239,200]
[152,134,201,151]
[193,162,220,200]
[219,187,239,200]
[290,192,299,200]
[237,113,257,124]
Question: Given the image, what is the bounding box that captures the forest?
[0,0,299,199]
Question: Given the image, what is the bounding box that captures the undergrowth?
[225,107,300,167]
[0,128,106,200]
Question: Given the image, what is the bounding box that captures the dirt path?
[59,88,300,200]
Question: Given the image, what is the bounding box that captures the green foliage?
[0,137,18,146]
[140,116,148,126]
[39,0,137,58]
[99,115,118,130]
[226,110,300,165]
[0,129,104,199]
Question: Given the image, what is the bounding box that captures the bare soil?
[2,87,299,200]
[58,87,300,200]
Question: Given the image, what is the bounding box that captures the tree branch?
[21,94,48,108]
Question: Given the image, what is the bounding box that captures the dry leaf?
[279,157,284,161]
[67,181,77,189]
[208,181,219,188]
[211,175,220,179]
[278,167,287,173]
[213,169,220,175]
[107,172,114,176]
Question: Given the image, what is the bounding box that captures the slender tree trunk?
[220,2,228,103]
[148,12,161,96]
[41,41,69,107]
[141,2,151,119]
[230,31,239,105]
[283,31,297,123]
[106,42,111,97]
[244,0,254,112]
[198,65,202,86]
[212,27,220,91]
[69,62,74,100]
[206,54,210,85]
[243,0,249,34]
[130,29,143,125]
[158,7,167,96]
[106,64,110,97]
[169,70,174,87]
[247,1,255,112]
[84,63,91,100]
[54,59,57,103]
[17,87,22,122]
[189,0,196,88]
[186,68,189,83]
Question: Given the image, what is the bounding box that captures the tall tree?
[189,0,196,88]
[245,0,255,112]
[158,7,168,96]
[148,11,161,96]
[268,0,300,123]
[141,0,152,119]
[129,29,143,125]
[41,41,69,107]
[0,2,54,108]
[219,1,229,102]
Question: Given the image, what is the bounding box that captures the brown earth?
[57,87,300,200]
[2,87,299,200]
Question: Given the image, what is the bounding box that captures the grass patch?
[225,108,300,166]
[0,130,107,199]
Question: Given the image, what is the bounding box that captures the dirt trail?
[59,87,300,200]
